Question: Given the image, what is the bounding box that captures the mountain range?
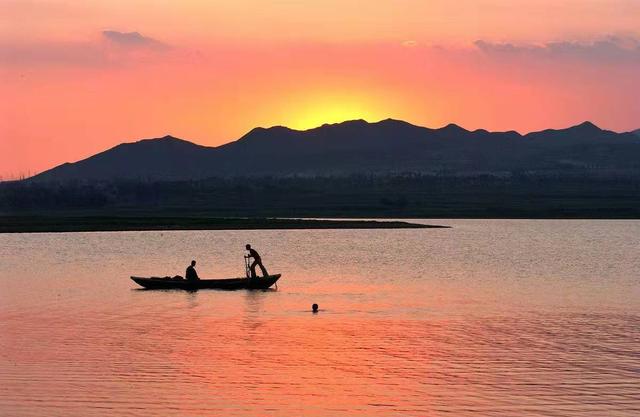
[31,119,640,182]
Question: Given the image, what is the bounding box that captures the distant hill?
[30,119,640,182]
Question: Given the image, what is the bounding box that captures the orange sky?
[1,1,639,178]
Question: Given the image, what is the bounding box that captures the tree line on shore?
[2,173,640,218]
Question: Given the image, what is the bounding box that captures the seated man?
[185,260,200,281]
[246,244,269,278]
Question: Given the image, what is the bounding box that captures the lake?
[1,220,639,416]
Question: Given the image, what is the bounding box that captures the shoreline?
[0,216,447,233]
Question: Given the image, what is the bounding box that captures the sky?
[1,0,640,178]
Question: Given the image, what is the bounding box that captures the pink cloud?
[474,36,640,63]
[0,31,170,67]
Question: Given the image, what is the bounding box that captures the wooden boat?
[131,274,281,290]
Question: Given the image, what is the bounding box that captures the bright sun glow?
[282,91,386,130]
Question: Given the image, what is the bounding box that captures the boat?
[130,274,281,290]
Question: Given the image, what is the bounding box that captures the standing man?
[245,244,269,278]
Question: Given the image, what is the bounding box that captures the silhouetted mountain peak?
[243,126,266,136]
[526,121,608,140]
[327,119,367,126]
[374,118,421,129]
[439,123,469,134]
[570,121,601,133]
[106,136,210,158]
[230,126,301,151]
[379,118,402,123]
[239,125,294,141]
[132,135,199,147]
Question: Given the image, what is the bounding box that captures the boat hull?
[131,274,281,290]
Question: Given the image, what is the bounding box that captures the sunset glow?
[1,1,640,178]
[279,89,391,131]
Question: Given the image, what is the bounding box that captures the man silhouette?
[245,244,269,278]
[185,260,199,281]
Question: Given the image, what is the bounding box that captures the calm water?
[1,220,639,416]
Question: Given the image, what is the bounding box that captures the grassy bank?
[0,216,446,233]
